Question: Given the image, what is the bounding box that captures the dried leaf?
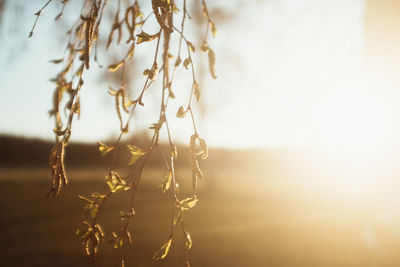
[53,127,67,136]
[136,31,157,44]
[47,142,68,198]
[201,41,209,52]
[187,41,195,52]
[176,106,187,118]
[183,58,191,70]
[208,48,217,79]
[49,58,63,64]
[194,82,201,101]
[199,138,208,159]
[210,21,217,37]
[174,57,182,67]
[149,63,158,81]
[143,69,151,76]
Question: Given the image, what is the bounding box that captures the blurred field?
[2,148,400,267]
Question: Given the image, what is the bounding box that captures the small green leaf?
[159,170,172,193]
[98,142,114,156]
[153,235,172,261]
[112,232,122,248]
[75,228,81,236]
[89,204,98,218]
[173,208,184,225]
[126,145,146,165]
[120,208,135,221]
[106,171,130,193]
[178,195,198,211]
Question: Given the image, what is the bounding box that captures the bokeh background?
[1,0,400,266]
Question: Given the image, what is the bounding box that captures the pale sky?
[2,0,399,151]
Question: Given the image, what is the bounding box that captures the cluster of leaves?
[31,0,217,266]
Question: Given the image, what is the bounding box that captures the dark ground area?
[1,135,400,266]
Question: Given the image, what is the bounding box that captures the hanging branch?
[31,0,217,266]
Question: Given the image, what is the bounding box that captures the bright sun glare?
[208,0,400,201]
[210,0,400,156]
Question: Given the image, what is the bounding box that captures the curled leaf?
[153,235,172,261]
[108,87,119,96]
[201,41,209,52]
[184,231,192,250]
[187,41,195,52]
[178,195,198,211]
[183,58,191,69]
[148,63,158,81]
[143,69,151,76]
[53,127,68,136]
[176,106,187,118]
[49,58,63,64]
[108,61,124,72]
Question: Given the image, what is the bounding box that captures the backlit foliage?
[30,0,216,266]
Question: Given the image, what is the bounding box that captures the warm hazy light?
[4,2,400,266]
